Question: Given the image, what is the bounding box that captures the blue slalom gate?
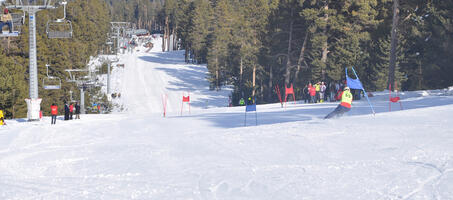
[346,67,376,115]
[244,100,257,126]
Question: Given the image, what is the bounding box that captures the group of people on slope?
[50,102,81,125]
[303,81,354,119]
[0,8,13,34]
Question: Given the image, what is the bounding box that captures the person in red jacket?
[69,103,74,120]
[308,83,317,103]
[50,103,58,125]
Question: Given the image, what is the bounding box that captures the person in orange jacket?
[50,103,58,124]
[325,86,353,119]
[69,103,74,120]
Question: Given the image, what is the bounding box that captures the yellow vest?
[340,90,353,108]
[0,110,4,125]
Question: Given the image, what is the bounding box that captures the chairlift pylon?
[42,64,62,90]
[46,1,72,39]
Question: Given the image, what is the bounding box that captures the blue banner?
[246,104,256,112]
[346,68,364,90]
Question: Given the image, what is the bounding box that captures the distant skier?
[69,103,74,120]
[64,102,70,120]
[75,102,80,119]
[50,103,58,125]
[324,86,353,119]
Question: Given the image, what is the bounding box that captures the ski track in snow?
[1,37,453,199]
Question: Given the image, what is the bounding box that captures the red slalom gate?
[389,84,403,111]
[284,84,296,108]
[162,94,168,117]
[181,91,191,116]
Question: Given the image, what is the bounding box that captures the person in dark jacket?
[75,102,80,119]
[64,102,70,120]
[303,84,309,104]
[50,103,58,124]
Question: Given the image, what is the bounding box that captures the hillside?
[1,40,453,199]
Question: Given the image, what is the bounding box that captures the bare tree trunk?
[162,16,167,52]
[388,0,399,90]
[260,79,264,102]
[418,60,422,89]
[173,25,177,50]
[166,16,170,52]
[252,65,256,98]
[252,39,257,98]
[284,8,295,86]
[295,31,309,84]
[268,65,273,101]
[321,2,329,81]
[216,55,219,91]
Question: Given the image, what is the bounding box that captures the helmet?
[344,86,350,91]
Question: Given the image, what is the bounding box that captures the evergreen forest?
[165,0,453,105]
[0,0,452,118]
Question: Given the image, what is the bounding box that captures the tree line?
[0,0,111,118]
[164,0,453,105]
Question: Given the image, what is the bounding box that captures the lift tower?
[5,0,55,120]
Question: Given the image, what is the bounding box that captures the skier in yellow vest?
[324,86,353,119]
[0,110,5,125]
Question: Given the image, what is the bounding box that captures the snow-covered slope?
[106,37,230,115]
[1,40,453,199]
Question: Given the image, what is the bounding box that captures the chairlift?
[46,1,72,39]
[0,11,24,37]
[42,64,62,90]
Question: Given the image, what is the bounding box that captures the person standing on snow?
[0,109,5,125]
[324,86,353,119]
[50,103,58,125]
[320,82,327,103]
[308,83,317,103]
[64,102,70,120]
[69,103,74,120]
[303,84,310,104]
[75,102,80,119]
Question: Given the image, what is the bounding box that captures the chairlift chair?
[46,1,72,39]
[42,64,62,90]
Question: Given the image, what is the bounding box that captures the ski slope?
[1,37,453,199]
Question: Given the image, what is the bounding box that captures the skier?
[325,86,353,119]
[0,109,5,126]
[50,103,58,125]
[69,103,74,120]
[75,102,80,119]
[64,102,70,120]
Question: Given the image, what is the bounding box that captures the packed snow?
[1,36,453,199]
